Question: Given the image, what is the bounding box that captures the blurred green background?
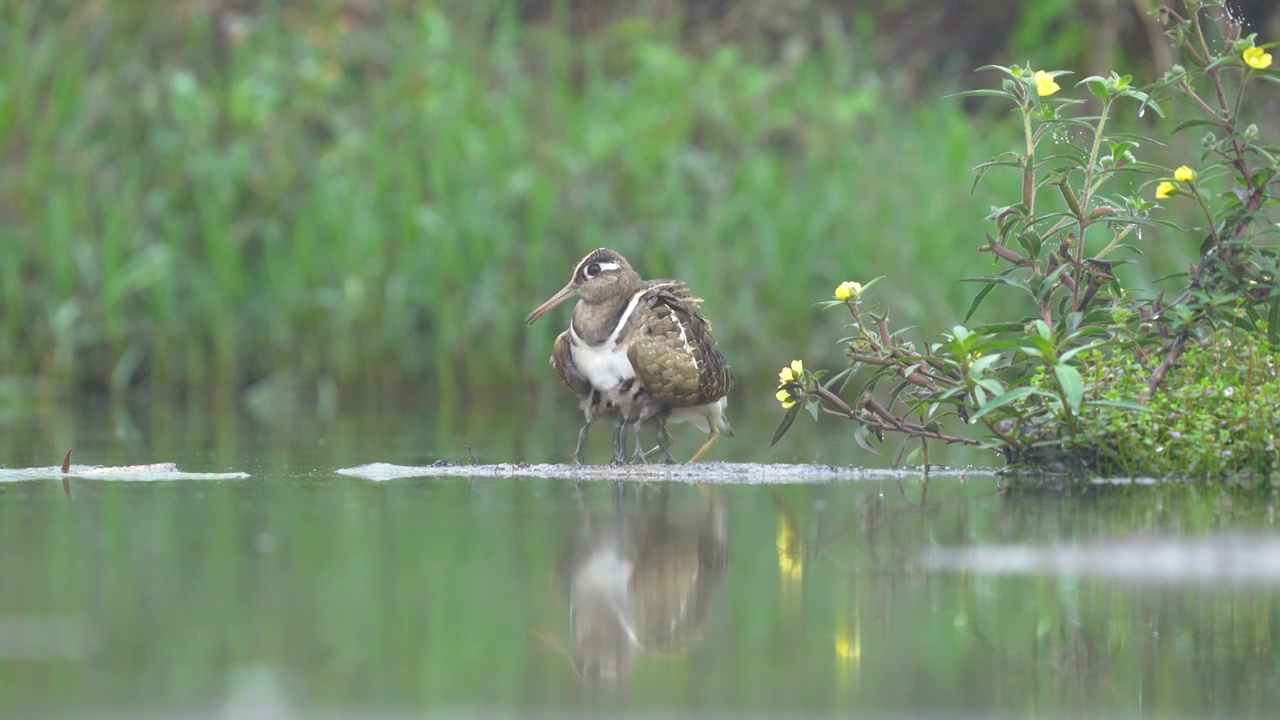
[3,0,1279,414]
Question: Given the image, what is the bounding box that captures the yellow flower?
[778,359,804,385]
[834,280,863,301]
[1173,165,1196,183]
[1155,181,1176,199]
[1244,46,1273,70]
[1033,70,1061,97]
[775,388,795,409]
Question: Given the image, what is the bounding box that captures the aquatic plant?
[774,0,1280,479]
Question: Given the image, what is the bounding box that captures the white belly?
[571,337,635,390]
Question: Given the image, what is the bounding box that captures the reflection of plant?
[773,0,1280,476]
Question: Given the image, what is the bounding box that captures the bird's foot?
[630,442,650,464]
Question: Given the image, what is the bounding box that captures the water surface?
[1,403,1277,718]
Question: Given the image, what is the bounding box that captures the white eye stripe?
[581,260,620,278]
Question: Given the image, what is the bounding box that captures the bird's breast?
[570,327,637,391]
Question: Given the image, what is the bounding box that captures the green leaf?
[1059,340,1108,364]
[1085,399,1151,413]
[968,352,1004,376]
[1084,78,1109,100]
[1063,311,1084,336]
[968,321,1028,335]
[1054,364,1084,413]
[961,282,998,324]
[976,377,1005,396]
[960,274,1032,291]
[1173,117,1223,133]
[902,445,924,468]
[887,380,915,411]
[948,88,1018,100]
[971,155,1024,193]
[1015,230,1043,258]
[1127,91,1163,117]
[853,424,880,455]
[1204,55,1237,72]
[968,386,1039,423]
[824,365,856,392]
[770,404,802,446]
[972,383,988,407]
[974,64,1017,77]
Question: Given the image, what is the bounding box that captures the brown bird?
[525,248,735,464]
[545,277,692,465]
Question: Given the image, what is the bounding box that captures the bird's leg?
[655,415,678,464]
[610,420,628,466]
[638,441,665,462]
[630,419,649,464]
[571,420,591,466]
[688,429,720,463]
[637,415,668,462]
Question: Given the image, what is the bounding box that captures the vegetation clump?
[774,0,1280,481]
[1012,331,1280,482]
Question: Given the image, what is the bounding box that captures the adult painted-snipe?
[525,249,734,464]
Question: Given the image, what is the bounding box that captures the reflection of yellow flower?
[778,359,804,385]
[835,624,860,661]
[834,280,863,301]
[777,551,802,578]
[1033,70,1061,97]
[775,388,795,409]
[1173,165,1196,183]
[776,516,803,580]
[1244,46,1273,70]
[1155,181,1176,199]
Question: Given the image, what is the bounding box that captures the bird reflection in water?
[546,483,729,688]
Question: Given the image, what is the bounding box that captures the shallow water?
[2,402,1278,718]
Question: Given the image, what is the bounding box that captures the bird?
[547,277,693,465]
[525,248,735,464]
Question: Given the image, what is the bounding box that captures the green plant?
[1075,329,1280,481]
[774,0,1280,478]
[0,2,1026,406]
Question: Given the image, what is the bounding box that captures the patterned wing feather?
[551,330,593,396]
[627,286,734,408]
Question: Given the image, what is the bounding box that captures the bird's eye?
[585,262,602,278]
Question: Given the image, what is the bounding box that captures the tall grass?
[0,2,1203,408]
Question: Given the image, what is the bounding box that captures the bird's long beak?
[525,281,576,325]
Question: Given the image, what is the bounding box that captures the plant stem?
[1023,102,1036,215]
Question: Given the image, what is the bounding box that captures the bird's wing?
[626,286,733,408]
[552,329,593,396]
